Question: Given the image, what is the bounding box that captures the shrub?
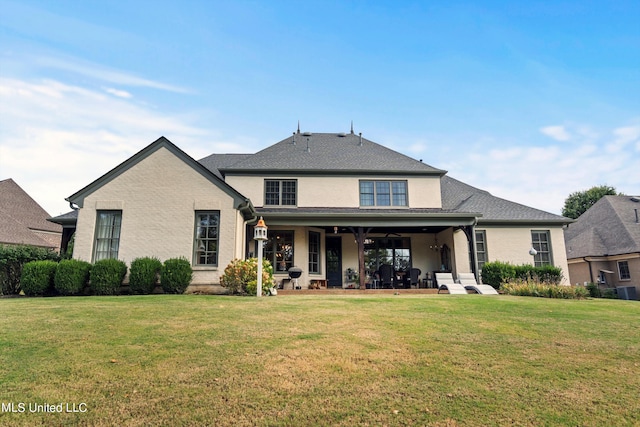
[161,258,192,294]
[20,260,59,296]
[0,245,59,295]
[586,282,601,298]
[481,261,563,289]
[90,259,127,295]
[220,258,275,295]
[54,259,91,296]
[129,257,162,294]
[481,261,515,289]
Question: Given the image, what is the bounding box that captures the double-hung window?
[360,180,408,207]
[308,231,320,274]
[265,180,297,206]
[618,261,631,280]
[93,211,122,261]
[194,212,220,266]
[531,230,553,266]
[474,230,488,271]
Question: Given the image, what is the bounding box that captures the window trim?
[193,211,220,267]
[618,260,631,281]
[264,179,297,206]
[359,180,408,207]
[93,210,123,262]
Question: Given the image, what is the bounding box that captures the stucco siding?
[225,175,442,208]
[73,147,240,285]
[478,226,570,284]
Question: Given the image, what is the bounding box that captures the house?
[0,178,62,251]
[564,195,640,299]
[58,131,571,292]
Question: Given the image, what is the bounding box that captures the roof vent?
[630,197,640,203]
[292,132,296,145]
[302,132,312,136]
[337,133,346,137]
[359,132,363,146]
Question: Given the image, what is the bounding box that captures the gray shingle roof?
[218,132,445,175]
[199,153,253,179]
[565,195,640,258]
[441,175,570,223]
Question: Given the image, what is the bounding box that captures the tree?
[562,185,618,219]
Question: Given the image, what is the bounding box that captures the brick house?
[55,132,571,292]
[564,195,640,299]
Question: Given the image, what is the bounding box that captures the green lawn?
[1,294,638,426]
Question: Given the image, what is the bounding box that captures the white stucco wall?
[224,175,442,208]
[73,147,244,285]
[454,226,570,285]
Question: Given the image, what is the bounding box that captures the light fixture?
[334,226,338,234]
[430,236,443,252]
[529,247,538,256]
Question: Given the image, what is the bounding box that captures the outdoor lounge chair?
[379,264,394,288]
[435,272,467,294]
[457,272,499,295]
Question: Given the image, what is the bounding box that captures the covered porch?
[246,208,482,290]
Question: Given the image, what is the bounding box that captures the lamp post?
[254,217,268,297]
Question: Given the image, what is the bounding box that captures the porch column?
[462,224,479,281]
[349,227,372,290]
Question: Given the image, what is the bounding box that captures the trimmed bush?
[20,260,59,296]
[220,258,275,296]
[481,261,515,289]
[54,259,91,296]
[482,261,563,290]
[161,258,193,294]
[129,257,162,294]
[90,259,127,295]
[0,245,60,295]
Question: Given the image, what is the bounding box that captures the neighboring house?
[60,132,571,292]
[0,178,62,251]
[564,195,640,298]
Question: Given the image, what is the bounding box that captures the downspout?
[584,257,594,284]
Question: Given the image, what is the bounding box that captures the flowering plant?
[220,258,275,296]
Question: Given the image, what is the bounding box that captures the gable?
[67,137,252,217]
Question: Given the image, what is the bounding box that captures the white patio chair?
[457,272,499,295]
[435,272,467,294]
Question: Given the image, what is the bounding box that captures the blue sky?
[1,0,639,216]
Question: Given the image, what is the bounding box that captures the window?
[308,231,320,274]
[93,211,122,261]
[194,212,220,266]
[473,230,488,271]
[618,261,631,280]
[531,230,553,266]
[265,180,297,206]
[265,231,294,273]
[364,237,412,273]
[359,180,408,207]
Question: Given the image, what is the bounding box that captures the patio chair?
[435,272,467,294]
[457,272,498,295]
[379,264,394,288]
[409,268,421,288]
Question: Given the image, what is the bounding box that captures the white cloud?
[0,77,210,216]
[540,125,571,141]
[104,87,133,99]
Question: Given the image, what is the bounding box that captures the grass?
[0,294,639,426]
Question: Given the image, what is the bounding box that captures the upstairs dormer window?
[265,179,297,206]
[360,180,408,207]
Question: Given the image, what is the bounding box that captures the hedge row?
[15,255,192,297]
[1,245,60,295]
[481,261,563,289]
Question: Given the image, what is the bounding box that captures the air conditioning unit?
[616,286,638,301]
